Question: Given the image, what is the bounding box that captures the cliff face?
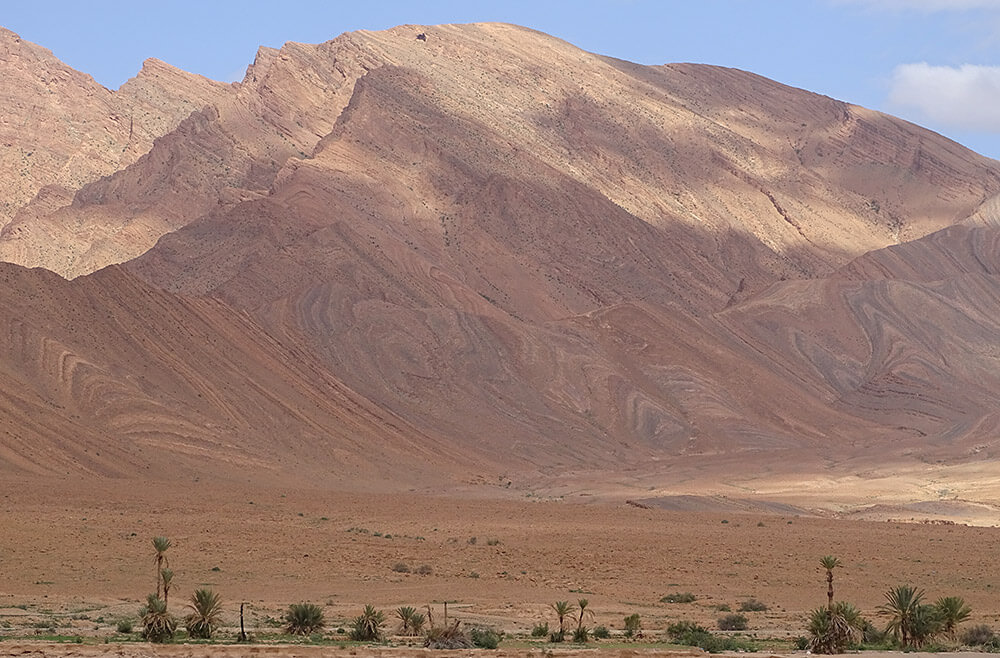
[0,28,230,228]
[2,23,1000,500]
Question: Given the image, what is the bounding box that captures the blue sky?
[6,0,1000,158]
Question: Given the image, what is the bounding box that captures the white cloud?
[833,0,1000,10]
[888,63,1000,131]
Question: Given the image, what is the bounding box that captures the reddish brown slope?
[0,262,474,487]
[125,32,930,479]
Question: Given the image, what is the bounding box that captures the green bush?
[666,620,707,641]
[660,592,696,603]
[572,626,589,642]
[593,625,610,639]
[624,613,642,639]
[530,622,549,638]
[470,626,503,649]
[285,603,324,635]
[549,630,565,643]
[392,562,410,573]
[717,613,748,631]
[667,621,756,653]
[116,619,133,634]
[739,598,768,612]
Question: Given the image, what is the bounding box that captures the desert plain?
[3,473,1000,656]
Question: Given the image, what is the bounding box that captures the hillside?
[2,23,1000,509]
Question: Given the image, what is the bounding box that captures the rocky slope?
[2,23,1000,503]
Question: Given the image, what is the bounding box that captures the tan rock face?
[0,28,230,229]
[3,23,1000,508]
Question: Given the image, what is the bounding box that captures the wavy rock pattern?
[2,24,1000,497]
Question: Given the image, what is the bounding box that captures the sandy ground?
[2,476,1000,649]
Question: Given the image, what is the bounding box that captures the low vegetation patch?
[739,598,768,612]
[717,613,748,631]
[666,620,757,653]
[470,626,503,649]
[530,622,549,637]
[660,592,696,604]
[623,613,642,639]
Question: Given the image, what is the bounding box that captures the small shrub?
[470,626,503,649]
[486,538,501,546]
[572,626,589,643]
[713,603,732,612]
[739,598,768,612]
[624,613,642,639]
[530,622,549,638]
[468,536,477,545]
[116,619,133,634]
[717,613,748,631]
[667,621,755,653]
[593,625,610,639]
[794,636,809,650]
[425,620,472,649]
[285,603,324,635]
[961,624,996,647]
[392,562,410,573]
[549,630,565,643]
[861,618,890,646]
[415,565,433,575]
[667,620,707,641]
[660,592,696,604]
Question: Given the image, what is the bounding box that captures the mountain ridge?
[2,22,1000,510]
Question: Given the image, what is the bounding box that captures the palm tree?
[141,593,176,643]
[397,606,418,635]
[409,611,426,635]
[909,603,943,648]
[160,568,174,608]
[934,596,970,641]
[820,556,841,611]
[880,584,924,648]
[185,588,223,639]
[807,601,864,654]
[350,604,386,641]
[574,598,595,642]
[550,601,576,638]
[284,602,325,635]
[152,536,171,598]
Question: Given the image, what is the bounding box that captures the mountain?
[2,23,1000,506]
